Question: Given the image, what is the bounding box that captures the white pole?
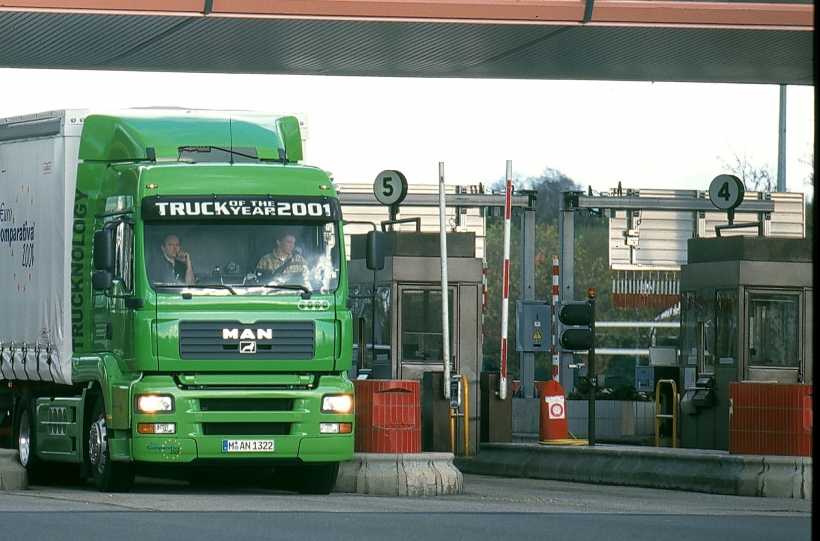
[777,84,787,192]
[499,160,512,400]
[439,162,452,399]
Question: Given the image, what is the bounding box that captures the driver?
[255,232,310,286]
[150,233,196,285]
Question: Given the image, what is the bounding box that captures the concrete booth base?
[335,452,463,496]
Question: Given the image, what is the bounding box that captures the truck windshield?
[144,221,341,295]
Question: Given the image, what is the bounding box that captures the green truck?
[0,109,355,492]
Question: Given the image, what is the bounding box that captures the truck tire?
[294,462,340,495]
[12,394,48,485]
[88,396,135,492]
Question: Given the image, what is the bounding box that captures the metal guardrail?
[339,192,532,209]
[575,195,775,213]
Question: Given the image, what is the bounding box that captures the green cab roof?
[78,109,303,163]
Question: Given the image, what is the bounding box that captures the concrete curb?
[335,452,463,496]
[0,449,27,492]
[454,443,811,499]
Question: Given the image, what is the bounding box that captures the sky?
[0,68,815,200]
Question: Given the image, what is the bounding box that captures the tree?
[483,169,581,377]
[489,168,580,226]
[802,153,814,185]
[718,149,775,192]
[482,167,679,385]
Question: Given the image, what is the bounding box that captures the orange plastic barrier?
[539,379,568,441]
[729,382,812,456]
[353,379,421,453]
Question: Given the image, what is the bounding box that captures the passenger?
[255,232,310,287]
[149,233,196,285]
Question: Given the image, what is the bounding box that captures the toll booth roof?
[686,237,812,264]
[350,232,476,259]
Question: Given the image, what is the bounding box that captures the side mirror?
[366,231,385,271]
[92,270,113,290]
[93,229,115,271]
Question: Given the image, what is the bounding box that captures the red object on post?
[540,379,568,441]
[353,380,421,453]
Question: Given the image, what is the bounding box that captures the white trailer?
[0,110,88,385]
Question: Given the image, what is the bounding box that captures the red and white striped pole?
[551,255,560,381]
[499,160,512,400]
[498,160,512,400]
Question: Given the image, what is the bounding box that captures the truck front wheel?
[295,462,340,495]
[88,396,135,492]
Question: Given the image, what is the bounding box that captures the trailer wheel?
[13,394,47,485]
[294,462,340,495]
[88,396,135,492]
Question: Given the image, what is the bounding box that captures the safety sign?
[545,395,566,419]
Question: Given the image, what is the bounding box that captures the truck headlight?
[135,394,175,414]
[321,394,353,414]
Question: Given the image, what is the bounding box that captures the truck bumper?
[129,434,355,464]
[127,374,354,465]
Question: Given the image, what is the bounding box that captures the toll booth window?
[351,285,392,369]
[680,291,698,366]
[681,289,715,373]
[714,289,737,362]
[748,293,799,368]
[400,289,453,363]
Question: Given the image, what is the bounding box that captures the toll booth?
[348,231,484,455]
[678,236,813,450]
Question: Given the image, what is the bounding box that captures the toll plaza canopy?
[0,0,813,84]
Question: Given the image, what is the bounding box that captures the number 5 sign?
[709,174,745,210]
[374,170,408,206]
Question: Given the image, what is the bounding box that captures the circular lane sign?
[374,170,408,206]
[709,174,745,210]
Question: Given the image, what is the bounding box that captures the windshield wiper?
[261,283,312,299]
[186,284,239,295]
[154,283,238,295]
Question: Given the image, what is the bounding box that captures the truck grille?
[200,398,294,412]
[179,321,315,360]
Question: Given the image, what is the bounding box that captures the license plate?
[222,439,275,453]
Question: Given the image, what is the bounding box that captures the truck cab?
[1,109,354,493]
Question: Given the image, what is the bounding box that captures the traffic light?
[558,301,594,351]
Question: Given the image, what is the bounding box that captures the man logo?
[239,341,257,354]
[222,328,273,340]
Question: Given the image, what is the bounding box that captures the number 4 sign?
[709,174,745,210]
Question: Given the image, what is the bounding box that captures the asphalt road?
[0,474,811,541]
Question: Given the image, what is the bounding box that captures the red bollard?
[540,379,568,442]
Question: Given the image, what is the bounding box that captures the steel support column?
[518,206,537,398]
[558,192,579,393]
